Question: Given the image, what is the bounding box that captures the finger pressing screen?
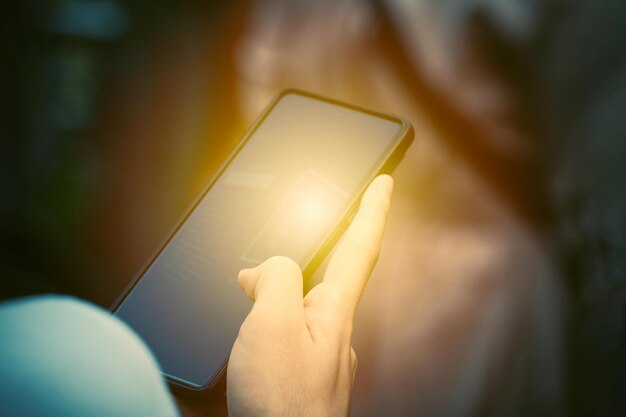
[238,256,306,325]
[321,175,393,319]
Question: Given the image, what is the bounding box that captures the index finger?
[322,174,393,319]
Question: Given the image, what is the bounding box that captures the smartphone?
[112,89,413,392]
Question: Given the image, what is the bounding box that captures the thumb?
[238,256,305,326]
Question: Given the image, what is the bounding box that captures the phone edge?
[109,88,415,393]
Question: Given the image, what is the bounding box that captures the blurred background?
[2,0,625,416]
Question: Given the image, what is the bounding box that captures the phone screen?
[113,90,412,389]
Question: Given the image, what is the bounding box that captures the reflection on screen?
[114,93,401,387]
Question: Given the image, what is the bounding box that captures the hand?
[227,175,394,417]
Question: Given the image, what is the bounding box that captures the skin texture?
[225,175,394,417]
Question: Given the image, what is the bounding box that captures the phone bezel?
[110,88,414,392]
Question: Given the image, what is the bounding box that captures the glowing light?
[241,171,347,264]
[288,182,335,238]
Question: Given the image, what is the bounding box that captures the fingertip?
[240,257,306,324]
[386,175,394,194]
[374,174,394,197]
[238,268,250,287]
[238,268,256,300]
[361,175,393,213]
